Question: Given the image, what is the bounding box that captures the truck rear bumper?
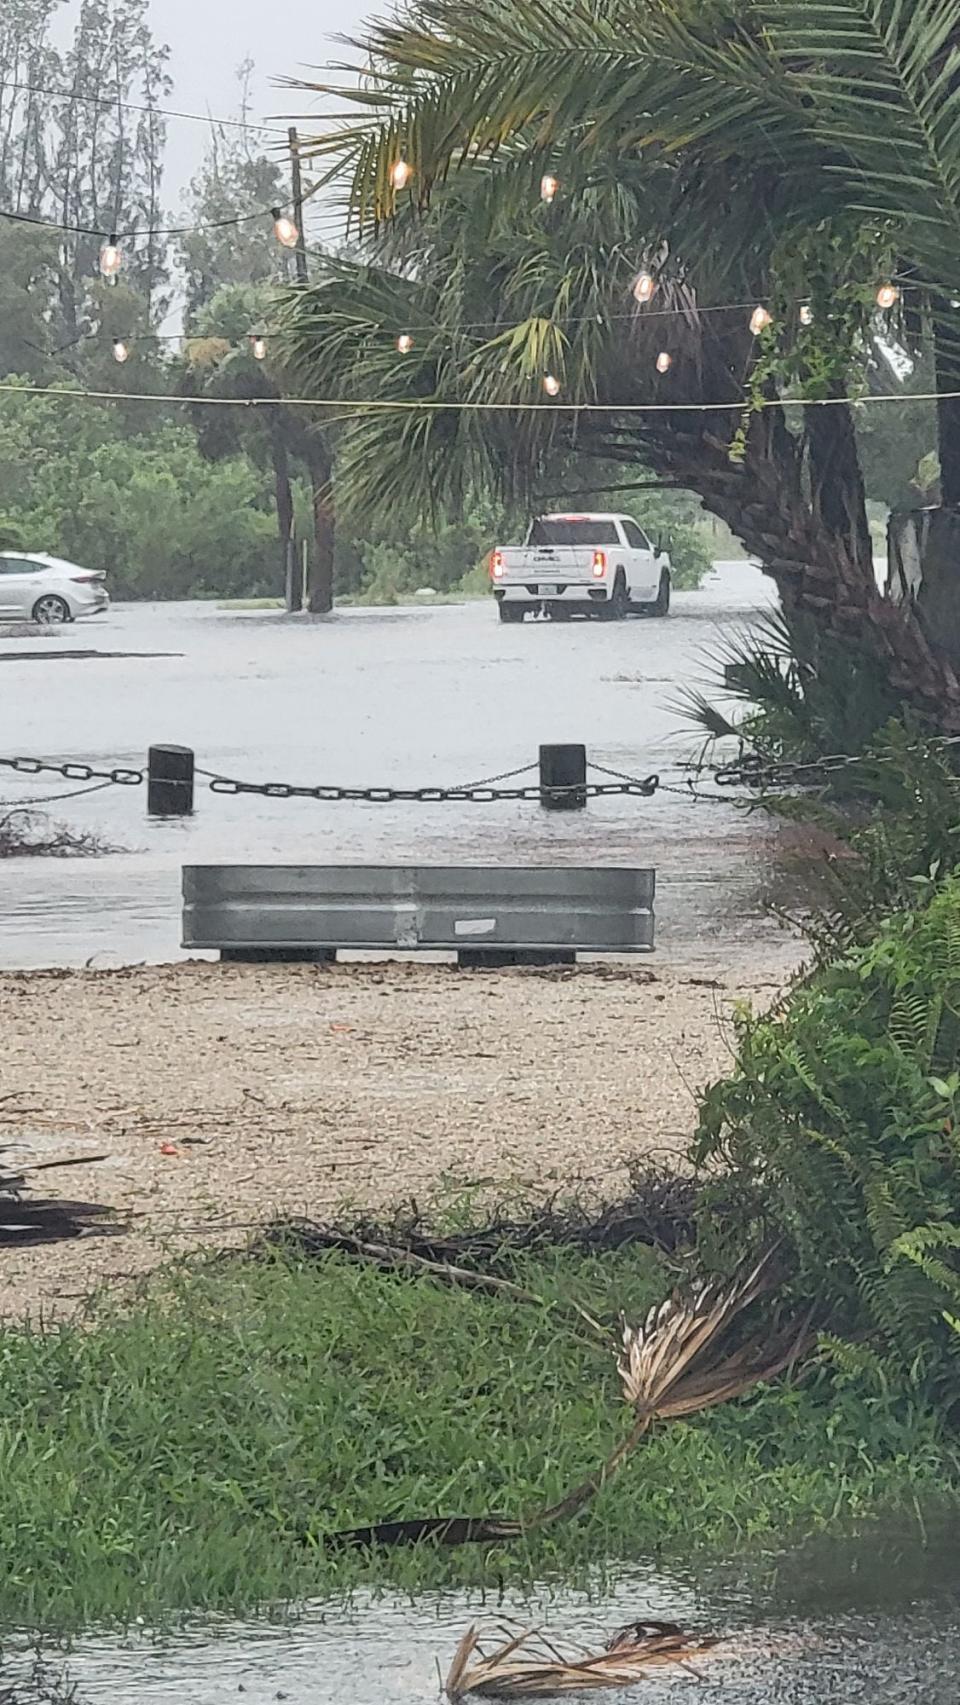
[496,584,610,606]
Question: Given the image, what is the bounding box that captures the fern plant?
[696,876,960,1404]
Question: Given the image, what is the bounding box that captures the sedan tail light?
[592,550,607,578]
[69,573,105,583]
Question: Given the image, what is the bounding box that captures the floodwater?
[7,1522,959,1703]
[0,562,794,973]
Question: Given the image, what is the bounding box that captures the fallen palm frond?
[0,1148,118,1248]
[327,1250,814,1550]
[445,1620,719,1699]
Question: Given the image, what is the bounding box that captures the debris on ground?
[445,1619,720,1697]
[0,1148,119,1248]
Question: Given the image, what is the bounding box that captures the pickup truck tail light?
[490,550,504,580]
[592,550,607,578]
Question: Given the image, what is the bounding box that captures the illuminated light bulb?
[543,374,561,397]
[272,208,299,248]
[251,336,267,361]
[540,173,559,204]
[112,338,129,364]
[390,158,412,190]
[750,305,773,335]
[396,333,414,354]
[633,271,656,305]
[799,304,814,326]
[99,235,122,277]
[876,282,899,309]
[655,351,672,374]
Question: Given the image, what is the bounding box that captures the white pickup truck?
[489,512,672,623]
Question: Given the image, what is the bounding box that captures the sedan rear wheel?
[32,594,71,626]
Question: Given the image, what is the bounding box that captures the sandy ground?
[0,960,787,1319]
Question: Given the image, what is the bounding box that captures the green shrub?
[695,875,960,1401]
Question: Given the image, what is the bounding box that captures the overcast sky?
[55,0,375,207]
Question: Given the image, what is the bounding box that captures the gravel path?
[0,960,786,1319]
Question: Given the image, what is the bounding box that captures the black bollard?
[148,744,195,817]
[539,743,587,811]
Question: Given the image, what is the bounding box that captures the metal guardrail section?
[182,865,655,958]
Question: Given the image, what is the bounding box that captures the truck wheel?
[600,571,628,620]
[498,602,524,623]
[643,571,671,617]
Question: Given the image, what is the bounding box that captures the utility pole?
[288,127,309,287]
[284,128,309,613]
[288,125,336,618]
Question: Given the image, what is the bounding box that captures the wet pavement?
[0,565,795,972]
[9,1521,959,1702]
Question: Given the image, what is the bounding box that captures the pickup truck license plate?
[539,584,555,597]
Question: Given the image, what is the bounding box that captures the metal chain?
[7,734,958,807]
[713,731,960,791]
[204,773,660,802]
[0,756,143,786]
[0,779,116,809]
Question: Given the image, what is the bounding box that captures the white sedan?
[0,553,110,624]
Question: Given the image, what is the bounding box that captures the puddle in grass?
[6,1519,960,1704]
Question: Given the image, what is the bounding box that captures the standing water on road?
[8,1523,959,1703]
[0,564,790,972]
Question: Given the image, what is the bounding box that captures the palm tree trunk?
[271,427,294,592]
[306,430,335,615]
[804,400,874,581]
[649,409,960,729]
[935,306,960,508]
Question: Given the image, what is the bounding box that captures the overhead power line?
[0,78,291,137]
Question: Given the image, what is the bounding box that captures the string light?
[251,336,267,361]
[633,272,656,305]
[799,304,814,326]
[396,333,415,354]
[876,282,900,309]
[272,208,299,248]
[540,173,559,204]
[99,236,122,278]
[543,374,561,397]
[655,351,672,373]
[750,305,773,335]
[112,339,129,363]
[390,159,412,190]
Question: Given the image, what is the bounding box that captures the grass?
[0,1242,954,1632]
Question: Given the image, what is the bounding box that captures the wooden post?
[539,743,587,811]
[288,127,309,288]
[148,745,195,817]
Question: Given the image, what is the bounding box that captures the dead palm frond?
[326,1251,813,1551]
[520,1249,810,1534]
[445,1620,719,1698]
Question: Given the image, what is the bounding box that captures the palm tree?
[181,284,298,594]
[279,0,960,723]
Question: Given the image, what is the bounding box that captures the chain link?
[206,773,660,803]
[11,735,957,806]
[0,755,144,786]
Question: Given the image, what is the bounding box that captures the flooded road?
[10,1523,959,1703]
[0,565,792,972]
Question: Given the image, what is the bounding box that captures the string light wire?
[0,377,953,416]
[0,199,299,243]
